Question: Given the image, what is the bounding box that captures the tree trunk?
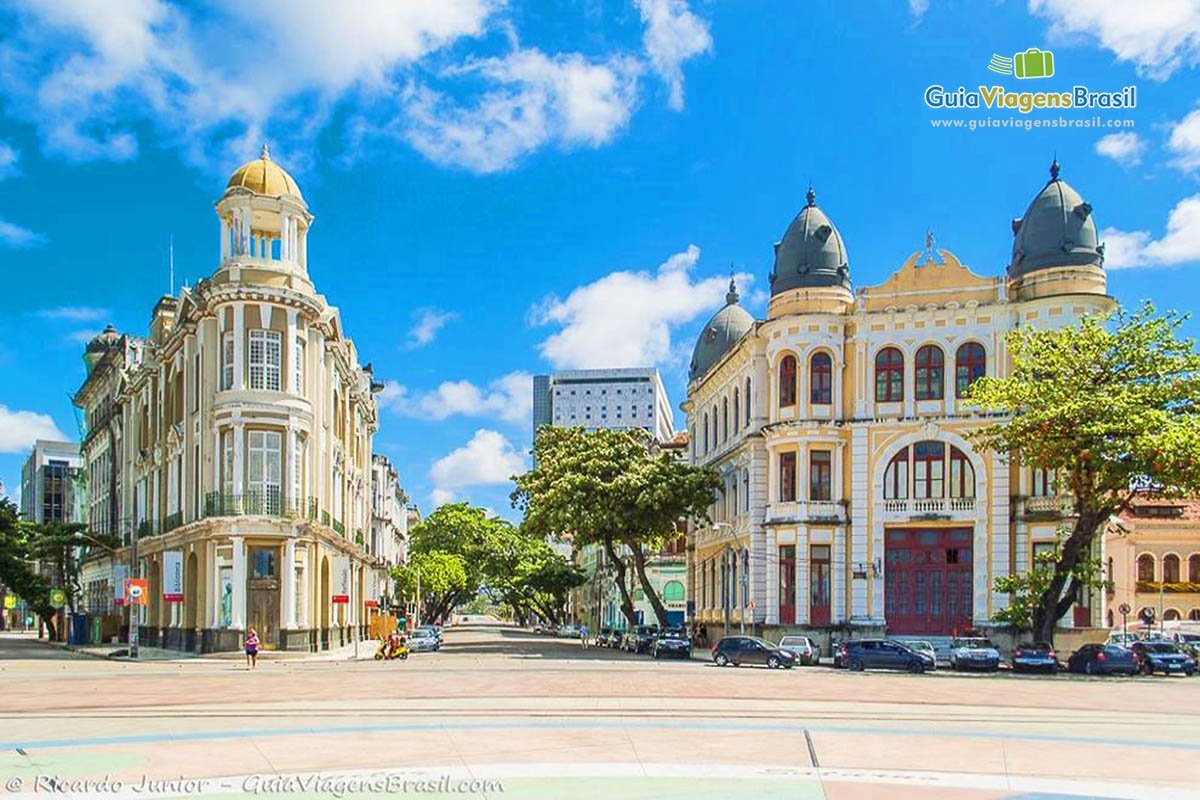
[602,537,637,629]
[627,539,671,628]
[1032,512,1099,644]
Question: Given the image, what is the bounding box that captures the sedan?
[651,629,693,659]
[408,631,440,652]
[834,639,932,673]
[777,635,820,666]
[559,624,581,639]
[712,636,796,669]
[905,640,938,669]
[1011,641,1058,673]
[949,637,1001,671]
[1067,644,1139,676]
[1130,642,1197,676]
[622,626,659,654]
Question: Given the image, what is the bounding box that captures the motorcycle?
[374,636,409,661]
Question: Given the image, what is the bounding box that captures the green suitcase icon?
[1014,48,1054,79]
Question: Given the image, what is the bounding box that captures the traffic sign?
[1118,602,1131,616]
[49,589,66,609]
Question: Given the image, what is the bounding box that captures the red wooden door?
[778,545,796,625]
[885,528,973,635]
[809,545,831,625]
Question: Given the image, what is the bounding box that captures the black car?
[1130,642,1197,676]
[651,628,693,659]
[1067,643,1139,676]
[711,636,796,669]
[1011,641,1059,673]
[622,625,659,654]
[833,639,932,673]
[596,627,619,647]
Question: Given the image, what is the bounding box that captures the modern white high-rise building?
[532,368,675,443]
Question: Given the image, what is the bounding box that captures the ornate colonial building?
[685,162,1112,641]
[75,148,393,652]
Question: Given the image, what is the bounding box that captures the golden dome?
[225,145,304,201]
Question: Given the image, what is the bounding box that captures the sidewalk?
[37,635,373,663]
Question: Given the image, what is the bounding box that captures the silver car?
[408,630,440,652]
[906,640,938,669]
[778,635,820,665]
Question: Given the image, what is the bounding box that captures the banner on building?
[113,565,129,606]
[163,550,184,602]
[332,555,351,604]
[124,579,149,607]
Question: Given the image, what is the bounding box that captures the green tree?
[993,531,1109,632]
[512,427,719,629]
[391,551,468,623]
[0,500,57,638]
[967,303,1200,643]
[27,521,119,618]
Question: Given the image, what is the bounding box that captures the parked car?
[603,628,625,648]
[595,627,615,647]
[1011,641,1058,673]
[905,640,938,669]
[532,623,557,635]
[1170,632,1200,659]
[1130,641,1197,676]
[1105,632,1139,647]
[834,639,932,673]
[408,629,440,652]
[559,624,581,639]
[1067,643,1139,676]
[712,636,797,669]
[948,637,1001,671]
[777,635,820,666]
[651,628,693,659]
[622,625,659,654]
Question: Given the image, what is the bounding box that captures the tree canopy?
[967,302,1200,641]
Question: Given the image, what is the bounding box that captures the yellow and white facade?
[685,163,1113,640]
[75,148,391,652]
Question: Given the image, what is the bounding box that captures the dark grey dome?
[689,278,755,381]
[1009,160,1104,279]
[770,187,851,295]
[85,324,120,354]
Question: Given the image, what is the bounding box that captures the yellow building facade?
[1106,500,1200,631]
[685,163,1113,641]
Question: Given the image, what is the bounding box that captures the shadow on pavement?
[0,632,91,661]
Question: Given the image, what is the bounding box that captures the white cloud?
[634,0,712,110]
[407,307,457,348]
[0,406,67,454]
[380,371,532,424]
[398,48,642,173]
[534,244,752,370]
[1030,0,1200,80]
[909,0,931,20]
[0,220,47,248]
[1102,194,1200,269]
[429,429,526,502]
[0,141,18,180]
[1094,131,1146,166]
[37,306,110,321]
[430,488,456,507]
[1168,107,1200,173]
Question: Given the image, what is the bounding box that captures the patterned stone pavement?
[1,626,1197,799]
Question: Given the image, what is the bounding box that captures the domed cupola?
[83,324,121,374]
[689,277,755,382]
[770,186,851,296]
[1009,160,1104,279]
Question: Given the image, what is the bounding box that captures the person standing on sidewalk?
[244,628,260,670]
[580,623,589,649]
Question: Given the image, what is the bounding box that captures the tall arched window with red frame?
[779,355,797,407]
[810,352,832,405]
[948,446,975,498]
[915,344,945,400]
[955,342,986,398]
[875,347,904,402]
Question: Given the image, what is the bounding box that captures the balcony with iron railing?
[1020,495,1074,518]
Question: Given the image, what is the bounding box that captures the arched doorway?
[319,555,330,650]
[184,552,199,651]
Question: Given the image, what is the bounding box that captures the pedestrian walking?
[244,628,260,670]
[580,623,589,649]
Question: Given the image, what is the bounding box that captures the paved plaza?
[1,625,1198,799]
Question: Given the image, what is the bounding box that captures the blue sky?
[2,1,1200,518]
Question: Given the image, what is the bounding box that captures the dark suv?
[712,636,796,669]
[651,628,693,659]
[834,639,931,673]
[622,625,659,654]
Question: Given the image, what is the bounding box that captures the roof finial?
[1049,154,1060,181]
[261,143,271,160]
[726,266,739,305]
[805,184,816,208]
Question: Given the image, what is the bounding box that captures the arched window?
[702,413,709,454]
[742,469,750,512]
[956,342,986,397]
[915,344,945,401]
[732,389,740,433]
[1164,553,1181,583]
[662,580,685,603]
[712,405,719,449]
[884,450,909,500]
[810,352,832,405]
[722,397,729,442]
[779,355,797,407]
[913,441,945,498]
[948,446,975,498]
[730,476,739,517]
[1189,554,1200,583]
[1137,554,1156,583]
[875,347,904,402]
[745,377,752,425]
[1164,608,1182,621]
[1190,609,1200,622]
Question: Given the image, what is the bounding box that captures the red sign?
[124,579,149,607]
[332,595,349,604]
[364,600,379,608]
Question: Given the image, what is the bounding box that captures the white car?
[948,637,1000,671]
[1105,632,1139,647]
[777,636,820,665]
[906,640,938,668]
[408,630,440,652]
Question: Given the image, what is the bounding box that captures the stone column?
[232,421,244,502]
[232,303,245,391]
[285,310,297,395]
[231,536,246,631]
[282,538,297,631]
